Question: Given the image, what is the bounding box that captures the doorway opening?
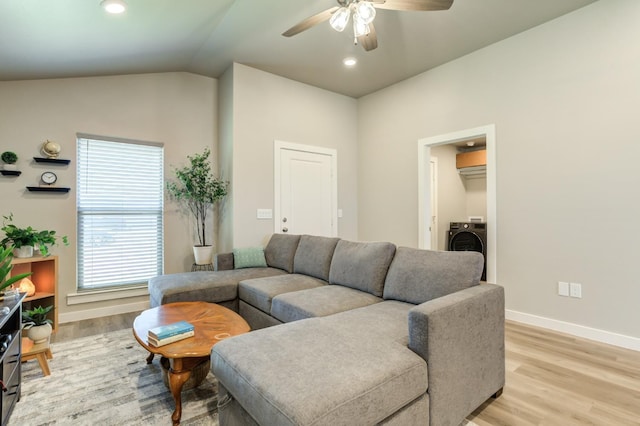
[418,124,496,283]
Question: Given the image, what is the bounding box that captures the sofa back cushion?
[264,234,301,273]
[329,240,396,297]
[293,235,340,281]
[383,247,484,304]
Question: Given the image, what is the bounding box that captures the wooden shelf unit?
[10,256,58,332]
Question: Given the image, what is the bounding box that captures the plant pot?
[26,323,52,344]
[14,246,34,258]
[193,246,214,265]
[2,164,17,171]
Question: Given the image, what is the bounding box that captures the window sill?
[67,285,149,305]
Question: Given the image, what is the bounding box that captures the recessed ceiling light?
[343,57,357,67]
[101,0,126,14]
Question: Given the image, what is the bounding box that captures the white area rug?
[11,328,480,425]
[11,328,218,425]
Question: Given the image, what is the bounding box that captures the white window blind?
[77,136,164,290]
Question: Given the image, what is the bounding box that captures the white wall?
[431,145,465,250]
[465,177,487,221]
[358,0,640,341]
[218,64,359,251]
[0,72,216,318]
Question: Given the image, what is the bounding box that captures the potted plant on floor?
[22,305,53,344]
[166,148,228,265]
[1,151,18,171]
[1,213,69,258]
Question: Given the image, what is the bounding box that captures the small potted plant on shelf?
[22,305,53,344]
[1,151,18,171]
[0,245,32,294]
[166,148,228,265]
[1,213,69,258]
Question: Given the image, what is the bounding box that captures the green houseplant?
[1,151,18,171]
[1,213,69,258]
[22,305,53,344]
[0,245,32,293]
[166,148,228,264]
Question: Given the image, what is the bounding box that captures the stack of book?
[148,320,195,347]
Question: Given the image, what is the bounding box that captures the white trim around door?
[417,124,497,284]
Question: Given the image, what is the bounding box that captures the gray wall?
[0,72,216,319]
[357,0,640,339]
[218,63,359,251]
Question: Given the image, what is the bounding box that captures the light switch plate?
[558,281,569,297]
[256,209,273,219]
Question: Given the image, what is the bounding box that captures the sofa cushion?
[383,247,484,304]
[148,268,286,307]
[233,247,268,269]
[238,274,327,314]
[293,235,340,281]
[270,285,382,323]
[211,304,427,426]
[264,233,301,273]
[328,240,396,297]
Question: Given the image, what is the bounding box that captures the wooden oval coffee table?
[133,302,250,425]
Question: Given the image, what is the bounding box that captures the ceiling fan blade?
[373,0,454,11]
[282,7,340,37]
[358,23,378,52]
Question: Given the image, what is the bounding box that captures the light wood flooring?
[51,315,640,425]
[470,321,640,425]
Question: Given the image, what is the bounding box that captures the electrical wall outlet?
[570,282,582,298]
[558,281,570,297]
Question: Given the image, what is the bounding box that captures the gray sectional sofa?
[148,234,505,426]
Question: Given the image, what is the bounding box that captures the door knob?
[282,227,288,233]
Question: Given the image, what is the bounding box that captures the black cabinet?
[0,293,25,426]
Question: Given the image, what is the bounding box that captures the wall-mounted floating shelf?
[26,186,71,193]
[1,170,21,176]
[33,157,71,165]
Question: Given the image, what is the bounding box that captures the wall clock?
[41,171,57,185]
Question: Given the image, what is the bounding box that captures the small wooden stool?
[22,337,52,376]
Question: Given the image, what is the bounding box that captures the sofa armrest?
[408,283,505,426]
[215,252,234,271]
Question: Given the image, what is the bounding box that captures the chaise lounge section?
[148,233,505,425]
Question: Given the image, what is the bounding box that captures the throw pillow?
[233,247,268,269]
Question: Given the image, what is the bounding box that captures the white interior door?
[275,141,337,236]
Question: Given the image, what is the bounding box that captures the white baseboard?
[59,300,150,324]
[506,309,640,352]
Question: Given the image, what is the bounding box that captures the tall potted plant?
[166,148,228,265]
[1,213,69,258]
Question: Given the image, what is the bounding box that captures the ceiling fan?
[282,0,454,52]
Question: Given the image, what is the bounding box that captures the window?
[77,135,164,290]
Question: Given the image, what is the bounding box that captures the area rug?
[11,328,218,425]
[11,328,479,426]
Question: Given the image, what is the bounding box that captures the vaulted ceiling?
[0,0,597,97]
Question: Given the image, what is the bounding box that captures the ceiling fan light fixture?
[101,0,126,14]
[353,16,370,37]
[355,1,376,25]
[330,7,351,32]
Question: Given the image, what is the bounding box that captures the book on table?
[148,330,195,347]
[148,320,194,340]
